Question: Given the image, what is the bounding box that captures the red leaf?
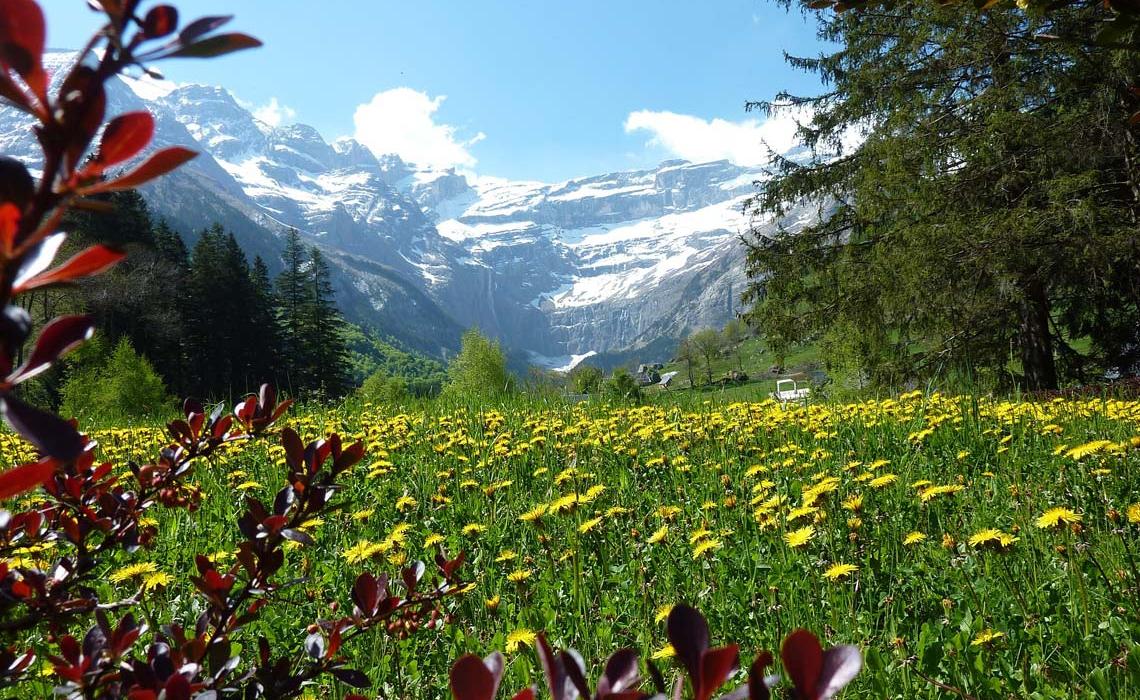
[281,428,303,469]
[0,71,34,114]
[15,244,125,293]
[163,672,191,700]
[696,645,739,700]
[0,0,47,99]
[9,315,94,383]
[167,32,261,59]
[57,66,105,171]
[0,459,54,499]
[0,202,21,257]
[781,629,823,700]
[450,654,496,700]
[142,6,178,38]
[178,15,232,43]
[96,111,154,167]
[748,651,774,700]
[82,147,197,193]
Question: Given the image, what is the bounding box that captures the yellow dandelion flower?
[823,563,857,580]
[235,481,262,491]
[841,494,863,512]
[919,485,965,503]
[395,495,418,512]
[786,505,818,523]
[655,604,673,623]
[109,562,158,583]
[462,523,487,537]
[424,533,445,548]
[579,517,605,534]
[142,572,172,591]
[971,629,1004,646]
[692,538,722,559]
[903,531,927,546]
[689,527,713,544]
[1128,503,1140,524]
[351,508,374,521]
[785,525,815,548]
[583,484,606,501]
[485,595,501,611]
[968,529,1018,551]
[654,505,681,520]
[650,643,675,660]
[647,525,669,544]
[507,569,533,583]
[342,540,383,565]
[1035,507,1082,530]
[495,549,517,563]
[869,474,898,489]
[519,504,548,523]
[506,628,537,653]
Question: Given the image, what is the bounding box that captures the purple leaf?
[816,645,861,699]
[1,394,84,460]
[667,604,710,685]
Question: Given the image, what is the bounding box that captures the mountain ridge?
[0,54,824,369]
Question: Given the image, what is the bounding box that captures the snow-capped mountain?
[1,53,821,366]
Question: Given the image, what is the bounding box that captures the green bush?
[443,329,515,401]
[357,370,408,405]
[603,367,641,402]
[60,337,170,423]
[567,364,604,394]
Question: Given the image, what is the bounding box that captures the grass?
[5,391,1140,698]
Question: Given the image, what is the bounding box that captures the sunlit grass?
[6,391,1140,698]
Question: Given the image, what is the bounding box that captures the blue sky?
[41,1,825,182]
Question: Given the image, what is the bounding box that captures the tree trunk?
[1017,278,1058,391]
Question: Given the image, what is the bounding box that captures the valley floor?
[6,392,1140,698]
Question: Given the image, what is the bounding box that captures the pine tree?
[303,246,350,397]
[247,255,282,388]
[274,228,313,394]
[743,1,1140,390]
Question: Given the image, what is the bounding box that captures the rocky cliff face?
[0,53,820,366]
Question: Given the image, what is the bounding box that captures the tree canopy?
[744,0,1140,390]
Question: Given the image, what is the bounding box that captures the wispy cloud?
[624,107,808,166]
[352,88,484,170]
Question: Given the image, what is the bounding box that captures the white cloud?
[253,97,297,127]
[352,88,484,170]
[624,106,809,166]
